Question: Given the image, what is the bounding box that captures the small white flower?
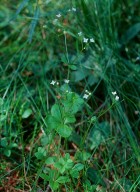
[83,94,89,99]
[72,7,76,12]
[115,95,119,101]
[68,9,71,12]
[134,111,139,115]
[90,38,95,43]
[56,82,59,85]
[136,56,140,61]
[85,90,91,95]
[56,14,61,18]
[112,91,117,95]
[66,90,69,93]
[64,79,70,84]
[43,25,47,28]
[78,32,82,36]
[83,38,88,43]
[50,80,56,85]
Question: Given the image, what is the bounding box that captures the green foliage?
[89,121,111,149]
[45,91,84,137]
[38,153,85,190]
[0,0,140,191]
[35,147,47,160]
[21,108,32,119]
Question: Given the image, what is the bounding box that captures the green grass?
[0,0,140,191]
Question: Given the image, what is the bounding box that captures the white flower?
[83,38,88,43]
[64,79,70,84]
[136,57,140,61]
[112,91,117,95]
[85,90,91,95]
[78,32,82,36]
[72,7,76,12]
[68,9,71,12]
[56,14,61,18]
[115,95,119,101]
[43,25,47,28]
[83,94,89,99]
[50,80,56,85]
[134,111,139,115]
[90,38,95,43]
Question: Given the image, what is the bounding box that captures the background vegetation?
[0,0,140,191]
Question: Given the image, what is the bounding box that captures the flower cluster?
[56,13,61,18]
[83,90,91,99]
[64,79,70,84]
[83,37,95,43]
[50,80,59,85]
[68,7,76,12]
[112,91,119,101]
[78,32,82,36]
[50,79,70,85]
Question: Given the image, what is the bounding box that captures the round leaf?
[22,108,32,119]
[57,124,72,138]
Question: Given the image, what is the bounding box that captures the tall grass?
[0,0,140,191]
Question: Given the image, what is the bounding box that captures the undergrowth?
[0,0,140,191]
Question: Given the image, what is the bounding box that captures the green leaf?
[50,181,59,190]
[73,163,84,171]
[4,149,11,157]
[89,121,110,149]
[0,114,6,121]
[54,162,63,171]
[41,135,52,146]
[72,68,89,82]
[65,159,74,169]
[51,104,63,121]
[9,142,18,148]
[57,124,72,138]
[56,176,70,183]
[45,115,60,130]
[39,173,49,181]
[90,130,103,149]
[75,151,91,161]
[35,147,47,160]
[45,157,56,165]
[1,137,8,147]
[49,170,58,180]
[90,116,97,123]
[70,169,79,178]
[63,92,84,114]
[69,64,77,70]
[64,115,76,124]
[64,153,70,160]
[60,84,71,92]
[22,108,32,119]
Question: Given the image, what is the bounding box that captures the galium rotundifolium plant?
[45,80,85,138]
[35,80,91,190]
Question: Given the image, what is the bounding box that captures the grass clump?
[0,0,140,191]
